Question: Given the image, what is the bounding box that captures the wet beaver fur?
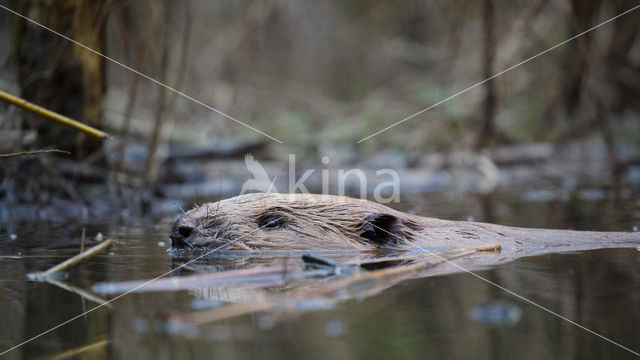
[170,193,640,257]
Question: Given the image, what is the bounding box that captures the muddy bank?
[2,137,639,223]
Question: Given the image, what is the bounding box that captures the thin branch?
[0,149,71,157]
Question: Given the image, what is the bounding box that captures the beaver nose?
[170,216,196,249]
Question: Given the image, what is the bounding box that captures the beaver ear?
[360,213,400,246]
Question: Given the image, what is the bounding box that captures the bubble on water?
[325,320,345,337]
[10,234,17,240]
[633,226,638,232]
[157,241,166,247]
[466,216,474,222]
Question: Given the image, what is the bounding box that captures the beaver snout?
[169,215,198,249]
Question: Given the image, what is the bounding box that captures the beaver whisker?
[183,239,194,251]
[215,168,223,217]
[232,241,253,251]
[189,238,222,249]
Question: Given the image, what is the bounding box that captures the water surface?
[1,191,639,359]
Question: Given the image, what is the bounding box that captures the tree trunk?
[12,0,106,158]
[476,0,497,149]
[562,0,601,117]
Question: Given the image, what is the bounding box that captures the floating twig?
[28,239,113,280]
[0,89,109,138]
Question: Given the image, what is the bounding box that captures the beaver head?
[169,193,424,251]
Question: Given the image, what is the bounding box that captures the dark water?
[1,191,639,359]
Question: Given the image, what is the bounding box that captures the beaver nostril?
[177,225,194,239]
[170,217,197,249]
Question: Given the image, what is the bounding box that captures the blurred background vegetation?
[0,0,639,219]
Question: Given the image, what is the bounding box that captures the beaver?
[169,193,640,260]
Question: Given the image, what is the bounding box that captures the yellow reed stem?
[0,89,109,139]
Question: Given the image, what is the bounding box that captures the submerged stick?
[28,239,113,280]
[0,89,109,138]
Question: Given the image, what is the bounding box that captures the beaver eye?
[259,217,282,230]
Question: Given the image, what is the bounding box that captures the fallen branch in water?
[0,149,71,157]
[28,239,113,281]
